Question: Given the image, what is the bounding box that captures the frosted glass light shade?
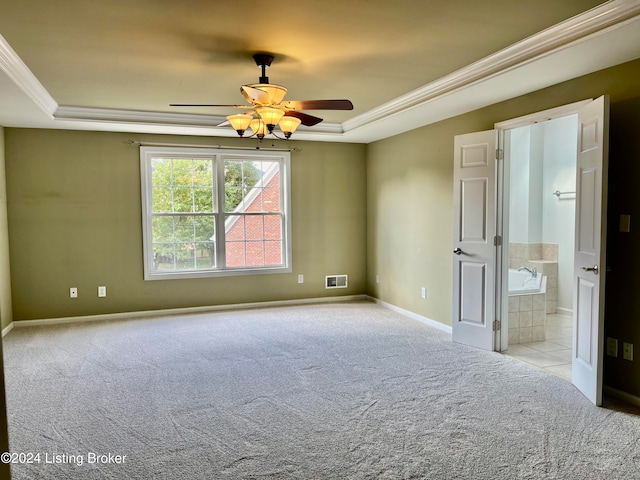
[249,119,269,139]
[256,107,285,131]
[227,114,253,136]
[278,116,302,139]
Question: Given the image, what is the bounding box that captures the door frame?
[494,99,592,352]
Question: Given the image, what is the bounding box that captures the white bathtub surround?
[508,268,543,295]
[508,275,547,344]
[509,242,558,313]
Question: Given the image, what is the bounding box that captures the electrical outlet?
[98,286,107,298]
[606,337,618,357]
[376,275,379,284]
[421,287,427,299]
[297,274,304,284]
[623,342,634,361]
[70,287,78,298]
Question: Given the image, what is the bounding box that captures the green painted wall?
[5,130,367,320]
[367,57,640,397]
[0,128,12,331]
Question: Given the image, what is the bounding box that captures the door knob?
[581,265,599,275]
[453,248,463,255]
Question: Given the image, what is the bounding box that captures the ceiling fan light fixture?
[226,114,254,136]
[256,106,285,132]
[249,118,269,140]
[278,116,302,139]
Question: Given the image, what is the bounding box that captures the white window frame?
[140,146,292,280]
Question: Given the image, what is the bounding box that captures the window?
[140,147,291,280]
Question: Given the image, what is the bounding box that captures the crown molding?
[54,106,228,127]
[342,0,640,135]
[53,105,346,136]
[0,34,57,118]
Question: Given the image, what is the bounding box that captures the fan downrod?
[253,53,274,84]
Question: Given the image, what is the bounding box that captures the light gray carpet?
[3,301,640,479]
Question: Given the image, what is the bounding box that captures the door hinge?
[496,149,504,160]
[493,320,501,331]
[494,235,502,246]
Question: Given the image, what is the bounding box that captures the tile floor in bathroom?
[503,313,572,380]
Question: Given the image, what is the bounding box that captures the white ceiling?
[0,0,639,143]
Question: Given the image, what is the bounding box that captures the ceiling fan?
[171,53,353,140]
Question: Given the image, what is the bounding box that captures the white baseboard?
[604,386,640,409]
[367,296,452,334]
[1,322,13,337]
[556,307,573,316]
[10,294,369,329]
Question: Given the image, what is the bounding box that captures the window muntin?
[141,147,291,280]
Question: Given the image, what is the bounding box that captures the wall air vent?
[326,275,348,289]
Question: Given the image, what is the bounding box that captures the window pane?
[193,160,213,186]
[176,243,196,269]
[225,160,260,212]
[245,216,264,241]
[264,215,282,240]
[151,158,172,186]
[225,239,245,268]
[173,187,193,213]
[265,240,282,265]
[195,242,215,269]
[172,159,193,186]
[152,244,175,271]
[245,241,264,266]
[225,215,244,241]
[225,186,243,212]
[174,216,195,242]
[224,214,283,268]
[262,186,280,212]
[257,161,279,187]
[152,187,172,213]
[152,216,174,243]
[195,216,215,241]
[194,187,213,212]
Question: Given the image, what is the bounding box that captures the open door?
[452,130,497,350]
[572,95,609,406]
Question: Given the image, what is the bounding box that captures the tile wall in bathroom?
[509,242,558,313]
[508,287,546,344]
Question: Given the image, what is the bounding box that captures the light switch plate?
[606,337,618,357]
[98,286,107,297]
[620,214,631,233]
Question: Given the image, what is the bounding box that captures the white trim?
[0,34,57,117]
[604,385,640,409]
[1,322,14,337]
[140,147,292,280]
[368,296,453,334]
[53,106,345,135]
[12,295,369,328]
[494,100,591,130]
[556,307,573,316]
[55,106,228,127]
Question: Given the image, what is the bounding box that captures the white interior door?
[452,130,497,350]
[572,95,609,406]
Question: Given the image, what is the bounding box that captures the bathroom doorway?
[452,96,608,404]
[501,114,578,381]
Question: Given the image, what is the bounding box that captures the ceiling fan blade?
[170,103,251,108]
[285,111,323,126]
[217,120,230,127]
[240,86,270,105]
[281,99,353,111]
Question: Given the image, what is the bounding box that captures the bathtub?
[508,269,543,295]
